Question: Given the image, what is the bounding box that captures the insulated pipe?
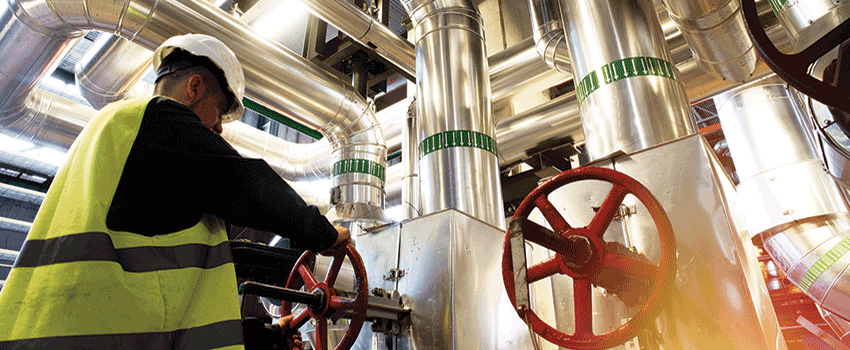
[0,90,91,151]
[74,35,154,109]
[769,0,850,51]
[488,37,571,103]
[401,97,419,220]
[0,0,387,227]
[717,75,850,322]
[559,0,695,161]
[292,0,415,81]
[527,0,571,73]
[662,0,759,82]
[402,0,506,228]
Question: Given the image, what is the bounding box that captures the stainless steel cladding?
[716,76,850,322]
[528,0,571,73]
[294,0,415,79]
[488,38,571,104]
[0,0,387,227]
[392,210,533,349]
[0,90,91,152]
[559,0,696,161]
[74,34,153,109]
[662,0,759,82]
[528,135,784,349]
[402,0,505,228]
[770,0,850,51]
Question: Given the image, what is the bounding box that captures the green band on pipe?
[418,130,498,159]
[576,56,680,104]
[798,235,850,292]
[332,159,386,181]
[767,0,787,15]
[241,98,324,140]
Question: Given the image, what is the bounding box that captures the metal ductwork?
[559,0,695,161]
[0,0,387,228]
[488,37,571,104]
[528,0,571,73]
[293,0,415,80]
[662,0,759,82]
[0,90,91,151]
[769,0,850,51]
[74,34,153,109]
[402,0,505,228]
[717,75,850,322]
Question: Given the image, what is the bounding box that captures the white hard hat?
[153,34,245,122]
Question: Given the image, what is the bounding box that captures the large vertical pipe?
[662,0,759,82]
[401,0,505,228]
[559,0,695,161]
[717,75,850,322]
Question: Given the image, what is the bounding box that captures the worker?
[0,33,348,350]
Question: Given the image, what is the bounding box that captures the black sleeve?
[107,97,338,252]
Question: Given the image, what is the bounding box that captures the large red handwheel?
[282,244,369,350]
[502,167,676,349]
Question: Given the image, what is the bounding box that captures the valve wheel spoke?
[298,265,319,291]
[527,256,564,283]
[534,194,572,233]
[328,296,357,310]
[316,317,328,350]
[291,308,312,329]
[325,253,346,287]
[573,278,594,337]
[588,184,629,238]
[793,20,850,68]
[602,250,659,280]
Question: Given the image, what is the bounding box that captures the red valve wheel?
[282,244,369,350]
[501,167,676,349]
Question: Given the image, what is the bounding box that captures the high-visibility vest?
[0,97,243,349]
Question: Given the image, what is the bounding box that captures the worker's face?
[187,75,228,134]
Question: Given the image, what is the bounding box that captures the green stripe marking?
[767,0,787,15]
[418,130,498,159]
[798,235,850,292]
[332,159,386,181]
[576,56,680,104]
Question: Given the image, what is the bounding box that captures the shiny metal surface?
[528,135,784,349]
[528,0,571,73]
[773,0,850,51]
[273,0,416,80]
[403,0,505,228]
[488,38,571,104]
[716,76,818,180]
[716,76,850,322]
[393,209,532,349]
[495,91,582,168]
[819,304,850,342]
[401,100,420,220]
[0,89,91,151]
[0,0,388,226]
[663,0,759,82]
[0,0,80,126]
[559,0,695,161]
[74,34,153,109]
[350,222,401,350]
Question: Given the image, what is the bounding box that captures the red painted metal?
[282,244,369,350]
[502,166,677,349]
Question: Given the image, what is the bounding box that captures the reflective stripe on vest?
[0,97,243,349]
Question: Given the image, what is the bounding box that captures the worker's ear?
[185,74,207,103]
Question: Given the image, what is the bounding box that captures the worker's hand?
[276,315,304,350]
[319,225,352,256]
